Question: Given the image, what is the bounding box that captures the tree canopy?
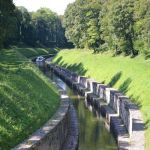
[63,0,150,56]
[1,0,150,56]
[0,1,70,48]
[0,0,16,48]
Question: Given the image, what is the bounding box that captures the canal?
[38,62,117,150]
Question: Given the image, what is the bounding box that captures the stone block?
[92,81,98,95]
[112,92,123,114]
[86,79,93,92]
[105,88,117,104]
[97,84,108,100]
[105,88,122,113]
[71,73,80,83]
[119,97,132,137]
[79,76,87,88]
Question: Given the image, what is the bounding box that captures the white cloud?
[13,0,75,15]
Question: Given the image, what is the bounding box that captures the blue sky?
[13,0,75,15]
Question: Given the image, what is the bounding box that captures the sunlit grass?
[14,46,57,58]
[53,49,150,149]
[0,47,60,149]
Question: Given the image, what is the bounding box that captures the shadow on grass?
[54,56,87,76]
[15,47,56,58]
[144,119,150,130]
[54,56,143,110]
[108,71,122,87]
[66,63,87,76]
[0,49,25,68]
[129,94,142,109]
[0,87,30,122]
[105,72,142,111]
[54,56,63,64]
[118,78,132,95]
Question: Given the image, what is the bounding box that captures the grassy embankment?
[0,46,59,150]
[53,49,150,149]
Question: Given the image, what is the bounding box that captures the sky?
[13,0,75,15]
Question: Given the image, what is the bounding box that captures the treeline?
[0,0,71,48]
[64,0,150,56]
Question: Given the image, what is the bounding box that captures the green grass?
[13,46,57,58]
[53,49,150,149]
[0,47,60,149]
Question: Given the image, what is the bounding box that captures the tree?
[134,0,150,56]
[31,8,68,47]
[109,0,137,56]
[0,4,70,48]
[63,0,102,50]
[63,2,81,48]
[15,7,32,43]
[0,0,17,48]
[64,0,150,56]
[55,16,71,47]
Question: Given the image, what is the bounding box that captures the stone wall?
[97,84,108,100]
[13,86,78,150]
[79,76,87,88]
[49,63,145,150]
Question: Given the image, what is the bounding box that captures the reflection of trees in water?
[76,99,117,150]
[46,68,117,150]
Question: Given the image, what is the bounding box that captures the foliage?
[0,2,71,48]
[64,0,150,56]
[0,0,16,48]
[15,7,33,45]
[32,8,65,47]
[64,0,102,49]
[134,0,150,56]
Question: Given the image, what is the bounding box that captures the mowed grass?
[14,46,57,58]
[0,47,60,149]
[53,49,150,149]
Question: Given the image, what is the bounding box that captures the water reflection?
[67,90,117,150]
[37,63,117,150]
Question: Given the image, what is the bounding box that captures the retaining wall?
[49,63,145,150]
[13,85,78,150]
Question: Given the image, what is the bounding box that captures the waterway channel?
[37,62,117,150]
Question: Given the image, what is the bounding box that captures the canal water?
[38,63,117,150]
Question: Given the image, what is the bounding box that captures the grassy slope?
[0,47,59,149]
[53,49,150,149]
[14,46,57,58]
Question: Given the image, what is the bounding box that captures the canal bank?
[45,66,117,150]
[45,67,118,150]
[13,59,79,150]
[47,61,144,150]
[13,55,144,150]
